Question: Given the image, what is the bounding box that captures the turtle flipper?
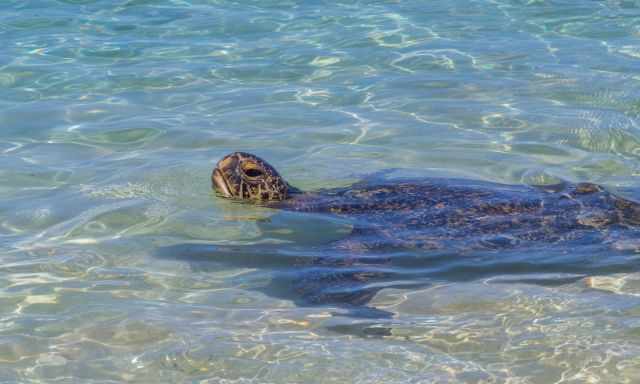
[156,243,399,315]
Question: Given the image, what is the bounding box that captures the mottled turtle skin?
[212,152,640,252]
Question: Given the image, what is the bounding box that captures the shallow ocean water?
[2,0,640,382]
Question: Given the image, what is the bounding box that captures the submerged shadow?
[155,237,640,322]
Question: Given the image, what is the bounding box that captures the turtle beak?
[212,168,232,198]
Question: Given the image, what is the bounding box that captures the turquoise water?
[2,0,640,382]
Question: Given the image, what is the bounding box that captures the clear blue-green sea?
[2,0,640,382]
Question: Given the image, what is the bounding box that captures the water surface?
[2,0,640,382]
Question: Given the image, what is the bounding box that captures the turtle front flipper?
[156,242,401,318]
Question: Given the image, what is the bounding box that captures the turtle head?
[212,152,291,202]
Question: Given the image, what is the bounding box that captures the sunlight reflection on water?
[1,0,640,382]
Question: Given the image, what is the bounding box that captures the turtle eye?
[245,168,263,177]
[241,161,264,178]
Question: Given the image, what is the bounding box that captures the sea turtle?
[212,151,640,252]
[150,151,640,319]
[199,152,640,314]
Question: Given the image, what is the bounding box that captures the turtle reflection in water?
[175,152,640,316]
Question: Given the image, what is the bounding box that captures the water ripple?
[2,0,640,382]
